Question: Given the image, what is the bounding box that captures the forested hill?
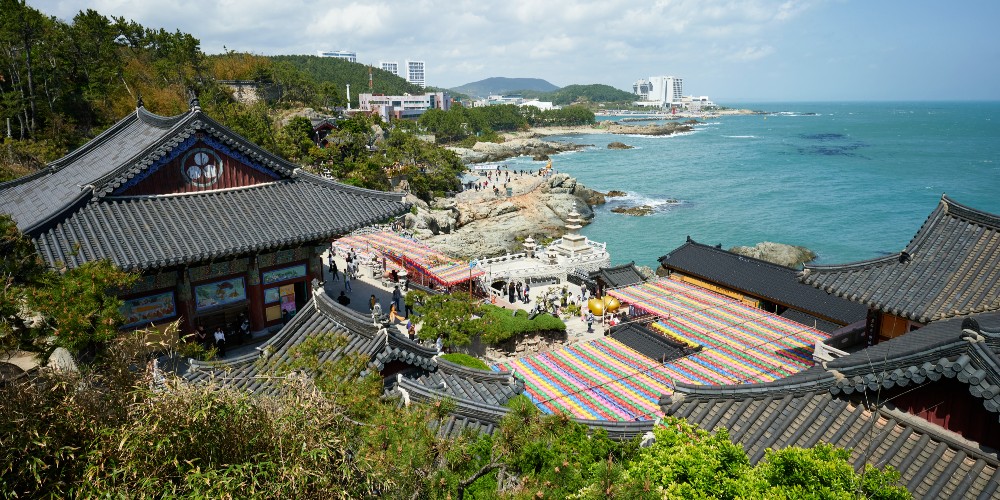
[521,84,637,105]
[450,77,559,98]
[268,55,423,107]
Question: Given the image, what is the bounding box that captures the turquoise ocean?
[499,101,1000,268]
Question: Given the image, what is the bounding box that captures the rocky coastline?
[404,172,604,259]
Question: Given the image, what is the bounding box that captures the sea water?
[500,101,1000,268]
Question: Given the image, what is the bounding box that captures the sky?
[29,0,1000,102]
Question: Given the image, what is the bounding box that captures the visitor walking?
[330,259,339,281]
[522,283,530,304]
[344,269,352,293]
[369,294,378,315]
[392,285,402,313]
[586,312,595,333]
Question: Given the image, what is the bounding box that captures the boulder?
[607,141,633,150]
[611,205,654,216]
[728,241,817,268]
[605,190,627,197]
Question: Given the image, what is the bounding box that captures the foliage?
[412,291,500,348]
[0,214,135,356]
[479,304,566,345]
[622,417,910,499]
[418,104,594,144]
[521,84,637,106]
[439,352,490,370]
[269,54,422,108]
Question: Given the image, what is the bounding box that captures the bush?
[480,304,565,344]
[439,353,489,370]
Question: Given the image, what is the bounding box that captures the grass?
[439,353,489,370]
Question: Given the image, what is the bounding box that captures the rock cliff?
[405,173,604,259]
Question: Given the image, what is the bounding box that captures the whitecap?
[723,135,757,138]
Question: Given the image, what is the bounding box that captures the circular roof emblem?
[182,148,223,187]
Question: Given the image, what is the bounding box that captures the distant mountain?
[451,77,559,98]
[521,84,637,105]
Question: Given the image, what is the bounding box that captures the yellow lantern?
[604,295,621,313]
[587,298,606,316]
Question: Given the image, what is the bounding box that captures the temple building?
[800,195,1000,345]
[0,100,408,341]
[660,312,1000,498]
[659,238,867,333]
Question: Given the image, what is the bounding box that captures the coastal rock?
[533,154,550,161]
[430,197,457,211]
[611,205,654,216]
[728,241,817,268]
[420,174,602,258]
[607,141,633,150]
[448,138,586,164]
[605,190,627,197]
[595,121,693,136]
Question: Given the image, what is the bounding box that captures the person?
[508,283,515,303]
[344,269,352,293]
[516,281,523,302]
[523,283,530,304]
[406,320,416,340]
[369,294,378,314]
[392,285,402,312]
[435,335,443,353]
[389,302,405,323]
[238,314,251,342]
[194,325,209,349]
[213,326,226,357]
[586,312,595,333]
[391,269,399,282]
[330,259,340,281]
[337,290,351,306]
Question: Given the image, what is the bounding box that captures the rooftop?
[800,195,1000,323]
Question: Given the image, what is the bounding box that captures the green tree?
[412,291,499,348]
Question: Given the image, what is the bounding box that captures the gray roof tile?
[660,240,867,325]
[801,195,1000,323]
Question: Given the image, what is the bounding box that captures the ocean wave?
[722,135,757,138]
[768,111,820,117]
[623,130,699,139]
[604,191,688,213]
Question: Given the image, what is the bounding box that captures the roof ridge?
[801,252,899,273]
[668,240,799,272]
[941,194,1000,228]
[104,179,287,201]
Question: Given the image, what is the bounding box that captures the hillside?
[270,55,424,107]
[521,84,636,105]
[451,77,559,98]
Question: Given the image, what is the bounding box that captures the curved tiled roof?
[0,107,189,233]
[588,262,646,289]
[0,106,408,271]
[800,195,1000,323]
[659,312,1000,499]
[34,179,407,271]
[660,240,866,325]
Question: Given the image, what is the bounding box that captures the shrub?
[480,305,565,344]
[440,352,489,370]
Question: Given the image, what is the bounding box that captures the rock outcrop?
[447,138,586,164]
[611,205,654,216]
[607,141,633,150]
[407,173,604,259]
[728,241,817,268]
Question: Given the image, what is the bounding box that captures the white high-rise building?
[380,61,400,77]
[405,60,426,88]
[317,50,357,63]
[633,76,683,107]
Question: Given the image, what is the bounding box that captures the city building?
[0,99,408,341]
[317,50,357,63]
[379,61,400,77]
[405,60,425,88]
[358,92,449,121]
[633,76,683,108]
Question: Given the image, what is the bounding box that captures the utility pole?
[346,84,351,110]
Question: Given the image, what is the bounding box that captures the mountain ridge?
[451,77,559,98]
